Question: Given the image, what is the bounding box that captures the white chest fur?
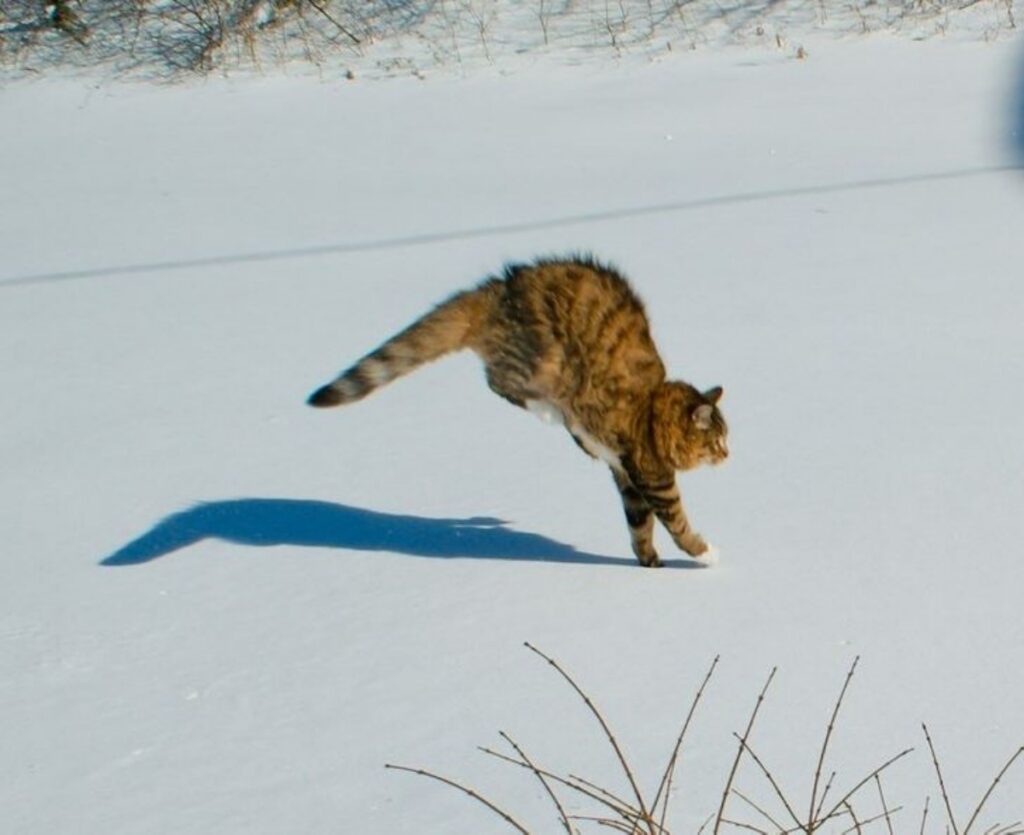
[525,399,565,426]
[573,426,622,467]
[526,399,621,467]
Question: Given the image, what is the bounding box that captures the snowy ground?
[3,28,1024,835]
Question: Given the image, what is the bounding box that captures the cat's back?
[494,256,665,398]
[501,255,642,316]
[497,256,652,341]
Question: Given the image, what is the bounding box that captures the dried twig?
[651,654,720,830]
[524,641,654,833]
[843,799,863,834]
[569,770,630,811]
[719,818,768,833]
[567,772,640,819]
[569,815,636,832]
[875,773,895,835]
[842,805,906,835]
[384,763,530,833]
[499,730,573,835]
[817,747,915,827]
[480,745,641,824]
[810,657,860,827]
[565,787,666,834]
[963,746,1024,835]
[713,666,777,834]
[730,787,787,832]
[813,770,837,824]
[386,651,1021,835]
[731,733,802,830]
[923,724,961,835]
[304,0,361,44]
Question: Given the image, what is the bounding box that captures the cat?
[307,255,728,567]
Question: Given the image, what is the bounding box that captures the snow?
[2,28,1024,834]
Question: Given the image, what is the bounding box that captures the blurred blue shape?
[100,498,639,567]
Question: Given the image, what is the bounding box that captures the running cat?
[308,255,728,566]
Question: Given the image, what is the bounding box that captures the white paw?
[695,544,719,565]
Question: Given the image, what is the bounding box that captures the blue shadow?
[100,498,646,567]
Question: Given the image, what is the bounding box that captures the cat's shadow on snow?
[101,498,702,568]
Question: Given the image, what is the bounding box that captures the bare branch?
[923,724,961,835]
[524,641,654,832]
[875,772,895,835]
[713,667,777,835]
[842,804,906,835]
[384,763,530,834]
[719,818,769,834]
[304,0,360,44]
[813,770,837,824]
[810,657,860,828]
[480,746,641,825]
[964,746,1024,835]
[843,799,863,835]
[568,772,639,818]
[731,733,802,830]
[499,730,573,835]
[818,747,915,826]
[652,654,720,830]
[730,787,787,831]
[569,815,636,832]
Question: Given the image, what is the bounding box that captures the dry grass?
[1,0,1017,77]
[386,645,1022,834]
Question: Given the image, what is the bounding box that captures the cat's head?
[652,381,729,471]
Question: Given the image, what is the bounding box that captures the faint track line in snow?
[3,163,1020,289]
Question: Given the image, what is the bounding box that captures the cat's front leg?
[611,469,660,567]
[635,476,709,559]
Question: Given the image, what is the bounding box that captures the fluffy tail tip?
[307,384,343,407]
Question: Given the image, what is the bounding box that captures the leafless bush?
[387,646,1023,834]
[0,0,377,76]
[0,0,1016,77]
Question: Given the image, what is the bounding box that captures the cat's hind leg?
[611,469,659,567]
[484,364,535,410]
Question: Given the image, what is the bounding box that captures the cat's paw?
[633,546,662,568]
[676,532,709,558]
[693,543,719,566]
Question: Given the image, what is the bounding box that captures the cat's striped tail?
[307,284,494,408]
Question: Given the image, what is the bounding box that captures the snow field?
[2,32,1023,833]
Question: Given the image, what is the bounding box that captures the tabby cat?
[308,256,728,567]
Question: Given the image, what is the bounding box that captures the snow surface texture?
[3,27,1024,835]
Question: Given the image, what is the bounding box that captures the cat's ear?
[704,386,724,405]
[693,404,714,430]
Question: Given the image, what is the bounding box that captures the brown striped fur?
[308,256,728,566]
